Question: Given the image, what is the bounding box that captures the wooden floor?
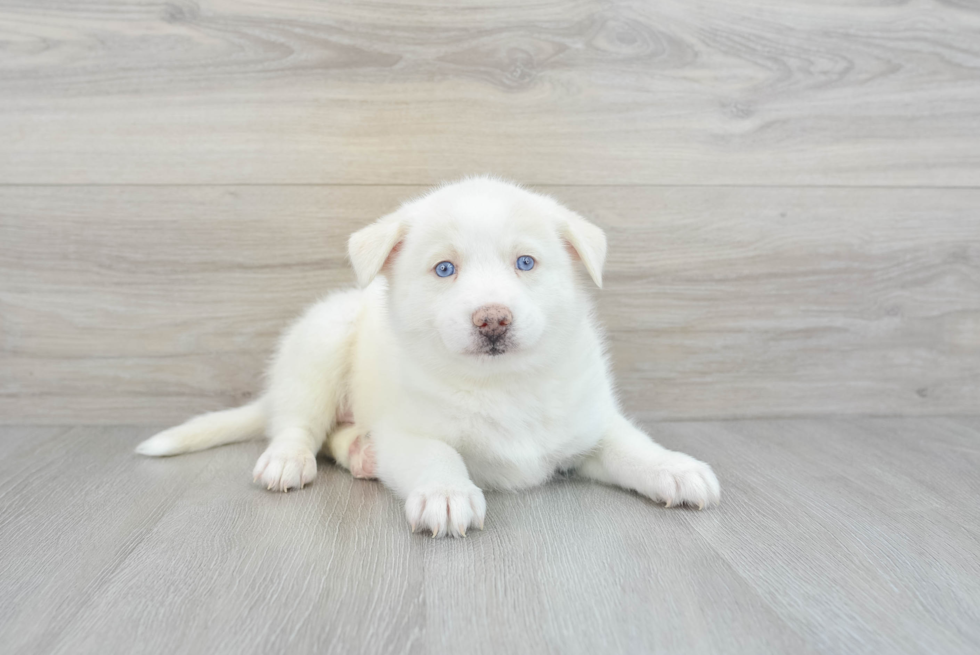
[1,417,978,655]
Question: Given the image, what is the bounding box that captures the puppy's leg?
[577,414,720,509]
[373,429,485,538]
[253,291,361,492]
[252,426,320,493]
[327,424,376,480]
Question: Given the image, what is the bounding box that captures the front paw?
[405,482,486,538]
[252,443,317,492]
[646,452,721,510]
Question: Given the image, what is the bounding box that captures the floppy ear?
[348,212,405,287]
[559,210,607,288]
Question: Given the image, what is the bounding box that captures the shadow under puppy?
[137,177,720,537]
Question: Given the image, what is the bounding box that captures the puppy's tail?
[135,400,266,457]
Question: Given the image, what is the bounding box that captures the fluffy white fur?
[137,177,720,537]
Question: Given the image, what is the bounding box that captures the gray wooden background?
[1,0,979,423]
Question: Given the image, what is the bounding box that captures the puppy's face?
[349,178,606,367]
[392,203,564,358]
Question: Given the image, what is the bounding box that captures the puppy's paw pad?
[252,444,317,492]
[348,436,376,480]
[647,452,720,510]
[405,482,486,538]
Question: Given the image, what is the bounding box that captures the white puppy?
[137,177,720,537]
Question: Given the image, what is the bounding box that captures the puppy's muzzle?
[472,304,512,340]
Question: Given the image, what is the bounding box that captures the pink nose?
[472,304,513,337]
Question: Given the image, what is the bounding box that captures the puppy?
[137,177,720,537]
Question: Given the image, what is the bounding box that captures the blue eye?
[516,255,535,271]
[435,261,455,277]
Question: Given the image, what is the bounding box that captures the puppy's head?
[348,177,606,367]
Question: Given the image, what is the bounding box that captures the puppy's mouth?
[472,334,512,357]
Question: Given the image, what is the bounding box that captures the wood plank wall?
[1,0,978,423]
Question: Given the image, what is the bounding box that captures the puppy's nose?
[472,304,513,336]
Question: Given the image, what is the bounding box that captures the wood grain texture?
[656,418,980,654]
[3,1,979,652]
[2,185,978,423]
[1,419,978,654]
[0,426,215,654]
[1,0,979,185]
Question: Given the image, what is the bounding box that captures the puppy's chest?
[422,390,596,489]
[454,403,557,450]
